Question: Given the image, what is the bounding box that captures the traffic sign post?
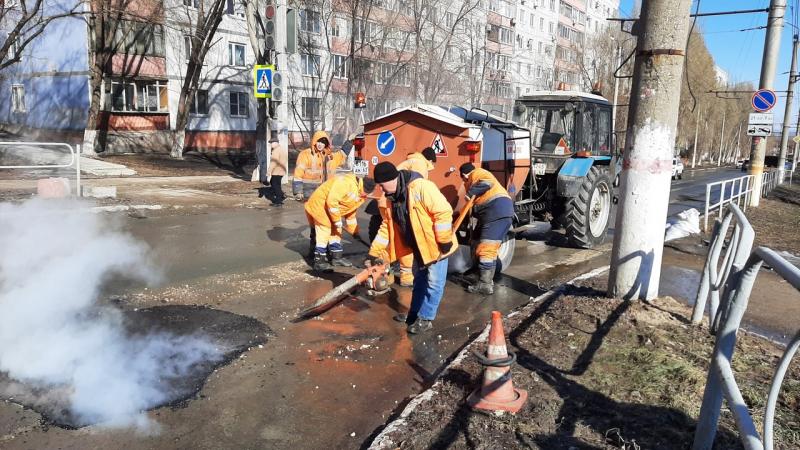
[751,89,777,112]
[254,65,273,99]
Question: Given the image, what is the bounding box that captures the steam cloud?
[0,199,220,429]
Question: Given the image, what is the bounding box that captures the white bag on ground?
[664,208,701,241]
[251,166,259,182]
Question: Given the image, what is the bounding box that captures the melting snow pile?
[665,208,701,242]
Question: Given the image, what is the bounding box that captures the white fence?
[0,142,82,196]
[703,174,755,232]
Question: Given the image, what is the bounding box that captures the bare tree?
[0,0,84,72]
[170,0,228,158]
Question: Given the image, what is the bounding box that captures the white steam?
[0,199,220,430]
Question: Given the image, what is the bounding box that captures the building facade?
[1,0,619,153]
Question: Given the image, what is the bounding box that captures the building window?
[332,54,348,79]
[225,0,236,15]
[109,20,165,57]
[487,24,513,45]
[183,0,199,7]
[229,91,248,117]
[8,37,21,61]
[301,53,320,76]
[11,85,25,113]
[331,16,343,37]
[190,89,208,115]
[302,97,321,119]
[299,9,321,34]
[107,80,167,113]
[538,41,542,53]
[228,42,246,66]
[529,13,534,26]
[184,36,192,62]
[527,63,531,76]
[540,17,544,31]
[549,22,554,33]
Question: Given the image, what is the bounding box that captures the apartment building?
[511,0,558,96]
[0,0,257,153]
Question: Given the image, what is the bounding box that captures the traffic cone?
[467,311,528,413]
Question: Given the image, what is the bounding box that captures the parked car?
[736,159,746,169]
[672,157,684,180]
[741,159,750,172]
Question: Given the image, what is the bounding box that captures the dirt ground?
[376,275,800,449]
[746,184,800,256]
[101,152,257,179]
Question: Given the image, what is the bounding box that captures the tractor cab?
[512,91,613,174]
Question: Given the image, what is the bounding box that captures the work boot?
[467,269,494,295]
[393,313,408,323]
[407,318,433,334]
[330,250,353,267]
[313,252,333,273]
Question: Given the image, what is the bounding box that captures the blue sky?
[619,0,799,130]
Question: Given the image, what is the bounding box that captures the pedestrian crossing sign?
[431,133,447,156]
[254,65,273,98]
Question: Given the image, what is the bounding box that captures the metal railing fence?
[703,175,755,232]
[0,142,81,196]
[691,204,755,332]
[692,247,800,450]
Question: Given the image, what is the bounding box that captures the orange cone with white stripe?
[467,311,527,413]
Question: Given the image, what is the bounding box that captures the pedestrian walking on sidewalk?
[267,138,287,206]
[305,161,375,272]
[367,162,455,334]
[459,163,514,295]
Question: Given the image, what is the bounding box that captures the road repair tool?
[296,260,391,319]
[467,310,528,413]
[453,196,475,232]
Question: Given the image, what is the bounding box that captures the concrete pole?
[717,110,726,166]
[608,0,693,301]
[749,0,787,206]
[778,35,798,183]
[692,106,700,168]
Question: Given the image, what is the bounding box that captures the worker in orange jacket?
[305,160,375,272]
[293,131,346,200]
[392,147,437,286]
[459,163,514,295]
[368,161,455,334]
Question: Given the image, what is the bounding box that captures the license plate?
[533,163,546,175]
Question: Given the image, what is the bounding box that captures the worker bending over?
[393,147,437,286]
[305,160,375,272]
[368,162,455,334]
[293,131,346,200]
[459,163,514,295]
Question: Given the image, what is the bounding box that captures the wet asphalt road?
[0,165,756,449]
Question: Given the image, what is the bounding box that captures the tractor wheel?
[563,166,612,249]
[495,225,516,275]
[368,214,383,242]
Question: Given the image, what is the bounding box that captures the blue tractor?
[511,91,616,248]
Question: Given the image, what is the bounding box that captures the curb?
[366,265,611,450]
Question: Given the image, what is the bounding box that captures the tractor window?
[597,108,611,155]
[525,106,574,153]
[578,105,597,153]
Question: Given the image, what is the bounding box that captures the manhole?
[0,305,270,429]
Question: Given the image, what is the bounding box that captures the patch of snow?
[665,208,701,242]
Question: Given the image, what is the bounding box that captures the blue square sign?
[254,65,273,99]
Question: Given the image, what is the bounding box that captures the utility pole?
[749,0,787,205]
[612,44,621,134]
[778,34,799,183]
[717,110,726,166]
[608,0,693,301]
[692,106,701,168]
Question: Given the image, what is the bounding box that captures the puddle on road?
[659,266,702,305]
[0,305,270,429]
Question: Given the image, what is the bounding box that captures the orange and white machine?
[359,104,531,272]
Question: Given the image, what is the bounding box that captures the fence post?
[76,144,81,197]
[704,183,711,232]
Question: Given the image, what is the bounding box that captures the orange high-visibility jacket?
[294,130,346,185]
[369,178,456,266]
[304,173,365,234]
[397,152,434,179]
[465,167,514,221]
